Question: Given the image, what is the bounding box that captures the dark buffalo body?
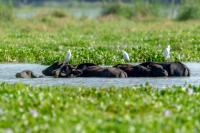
[42,62,76,77]
[52,64,76,78]
[76,63,97,70]
[114,64,150,77]
[16,70,43,78]
[42,62,127,78]
[42,62,190,78]
[74,65,127,78]
[42,62,96,77]
[146,63,168,77]
[42,62,64,76]
[114,64,168,77]
[140,62,190,77]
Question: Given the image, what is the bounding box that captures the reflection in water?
[0,63,200,88]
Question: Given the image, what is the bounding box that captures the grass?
[0,83,199,132]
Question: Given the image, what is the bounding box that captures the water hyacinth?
[75,123,83,133]
[4,128,13,133]
[0,16,200,64]
[181,87,187,92]
[187,88,194,95]
[163,109,172,117]
[29,109,39,118]
[0,83,199,132]
[0,107,4,115]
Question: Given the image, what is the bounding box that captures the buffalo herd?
[16,62,190,78]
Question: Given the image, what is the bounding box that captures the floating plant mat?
[0,63,199,88]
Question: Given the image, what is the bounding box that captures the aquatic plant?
[0,83,199,132]
[101,2,161,19]
[0,17,200,64]
[176,4,200,21]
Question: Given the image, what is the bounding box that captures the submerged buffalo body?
[114,64,168,77]
[160,62,190,76]
[42,62,77,77]
[42,62,64,76]
[42,62,127,78]
[42,62,96,77]
[140,62,190,77]
[16,70,43,78]
[74,65,127,78]
[41,61,190,78]
[76,63,97,70]
[147,63,168,77]
[114,64,150,77]
[52,64,76,78]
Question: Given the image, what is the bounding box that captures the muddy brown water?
[0,63,199,88]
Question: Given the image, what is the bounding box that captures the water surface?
[0,63,199,88]
[15,7,102,19]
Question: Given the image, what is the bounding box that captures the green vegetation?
[0,2,199,65]
[0,1,14,21]
[0,15,200,65]
[176,4,200,21]
[102,2,161,19]
[102,1,200,21]
[0,83,199,132]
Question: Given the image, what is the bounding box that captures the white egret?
[122,51,130,62]
[55,49,71,78]
[63,49,72,64]
[163,45,170,60]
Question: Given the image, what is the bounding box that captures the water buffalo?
[16,70,43,78]
[140,62,190,77]
[42,62,96,77]
[113,64,134,70]
[76,63,97,70]
[52,64,76,78]
[42,62,64,76]
[45,62,127,78]
[149,64,168,77]
[114,64,150,77]
[73,65,127,78]
[114,64,168,77]
[42,62,97,77]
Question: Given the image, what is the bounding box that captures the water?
[69,7,102,19]
[15,7,103,19]
[0,63,200,88]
